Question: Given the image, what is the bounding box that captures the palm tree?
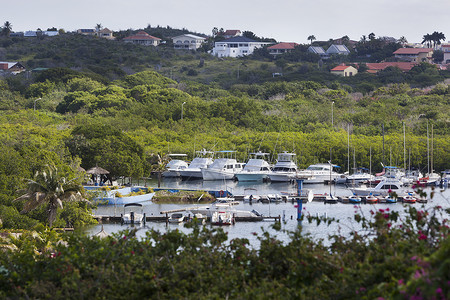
[431,31,446,48]
[368,32,376,41]
[421,33,432,48]
[1,21,12,37]
[14,165,86,227]
[307,35,316,45]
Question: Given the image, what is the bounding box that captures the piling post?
[296,179,304,221]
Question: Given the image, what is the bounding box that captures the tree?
[421,33,432,48]
[14,165,86,227]
[430,31,445,48]
[368,32,376,41]
[1,21,12,37]
[398,36,408,45]
[307,35,316,45]
[96,23,102,34]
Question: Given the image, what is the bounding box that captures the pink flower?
[418,234,427,241]
[436,288,443,294]
[398,279,404,285]
[131,251,134,255]
[387,223,392,228]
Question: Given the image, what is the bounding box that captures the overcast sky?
[2,0,449,44]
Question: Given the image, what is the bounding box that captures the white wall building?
[212,36,271,58]
[172,34,205,50]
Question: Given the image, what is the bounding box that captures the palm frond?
[21,192,48,213]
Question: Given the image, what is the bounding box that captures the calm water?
[87,178,450,247]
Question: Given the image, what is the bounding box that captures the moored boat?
[268,152,298,182]
[211,211,235,226]
[162,154,188,177]
[201,151,244,181]
[348,195,362,204]
[235,152,272,182]
[180,149,214,180]
[366,195,378,204]
[121,203,145,224]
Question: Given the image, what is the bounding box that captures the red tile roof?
[268,42,299,50]
[223,30,241,36]
[366,62,416,72]
[124,31,161,40]
[393,48,432,55]
[331,65,353,71]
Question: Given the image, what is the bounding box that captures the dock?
[93,214,279,223]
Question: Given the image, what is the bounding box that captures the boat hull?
[202,169,235,181]
[235,172,269,182]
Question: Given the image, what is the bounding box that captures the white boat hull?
[179,168,203,179]
[235,172,269,182]
[202,169,236,181]
[269,172,296,182]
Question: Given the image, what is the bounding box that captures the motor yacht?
[201,151,244,181]
[235,152,272,182]
[180,149,214,180]
[350,178,403,197]
[162,154,188,177]
[268,152,298,182]
[297,163,341,184]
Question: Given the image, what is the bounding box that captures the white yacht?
[268,152,298,182]
[350,178,403,197]
[336,168,374,185]
[189,199,258,219]
[121,203,145,224]
[235,152,272,182]
[179,150,214,180]
[297,163,341,184]
[162,154,188,177]
[201,151,244,181]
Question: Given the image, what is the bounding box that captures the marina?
[87,177,449,246]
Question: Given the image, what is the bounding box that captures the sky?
[2,0,449,44]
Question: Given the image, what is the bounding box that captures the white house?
[326,44,350,55]
[0,62,26,75]
[172,34,205,50]
[212,36,271,58]
[443,45,450,64]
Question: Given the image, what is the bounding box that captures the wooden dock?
[93,214,280,223]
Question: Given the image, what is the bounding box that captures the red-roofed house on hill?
[268,42,299,56]
[330,65,358,77]
[222,30,241,39]
[0,62,26,75]
[393,48,433,63]
[365,62,417,73]
[123,31,161,46]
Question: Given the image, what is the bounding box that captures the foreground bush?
[0,203,448,299]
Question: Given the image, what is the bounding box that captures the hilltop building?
[330,65,357,76]
[268,42,298,56]
[0,62,26,75]
[172,34,206,50]
[308,46,328,58]
[326,44,351,55]
[123,31,161,46]
[212,36,271,58]
[393,48,433,63]
[365,62,416,73]
[221,30,241,39]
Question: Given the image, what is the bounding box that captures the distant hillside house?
[308,46,328,58]
[0,62,26,75]
[441,45,450,64]
[24,31,59,37]
[393,48,433,63]
[98,28,115,40]
[173,34,206,50]
[326,44,350,55]
[221,30,241,39]
[330,65,357,77]
[365,62,417,73]
[212,36,271,58]
[77,29,97,36]
[123,31,161,46]
[268,42,298,56]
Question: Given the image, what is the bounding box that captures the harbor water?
[87,178,450,247]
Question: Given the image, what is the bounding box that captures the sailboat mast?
[347,124,350,174]
[431,124,434,174]
[427,121,430,175]
[403,122,406,171]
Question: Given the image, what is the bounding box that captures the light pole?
[181,102,186,120]
[331,101,335,128]
[34,98,42,111]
